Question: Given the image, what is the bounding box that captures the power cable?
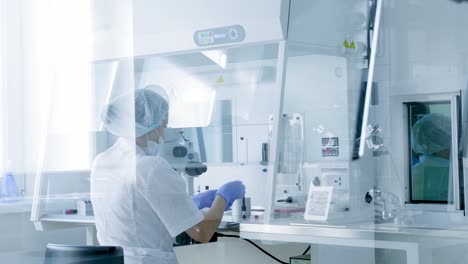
[217,233,310,264]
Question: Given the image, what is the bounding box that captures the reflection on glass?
[277,114,304,175]
[408,102,452,203]
[272,114,306,218]
[183,100,233,163]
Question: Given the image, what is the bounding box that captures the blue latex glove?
[192,189,218,209]
[216,181,246,210]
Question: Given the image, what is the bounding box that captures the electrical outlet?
[325,173,345,188]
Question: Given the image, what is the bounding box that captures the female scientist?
[91,87,245,264]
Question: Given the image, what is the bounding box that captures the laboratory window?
[406,101,453,204]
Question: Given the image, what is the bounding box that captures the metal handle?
[358,0,383,158]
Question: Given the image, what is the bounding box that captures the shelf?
[0,197,33,214]
[39,214,95,225]
[0,202,31,214]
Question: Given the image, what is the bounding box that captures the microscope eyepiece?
[185,161,208,176]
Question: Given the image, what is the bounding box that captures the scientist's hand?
[192,189,218,209]
[216,181,246,211]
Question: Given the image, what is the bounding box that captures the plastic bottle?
[1,160,18,201]
[368,189,403,223]
[0,171,3,199]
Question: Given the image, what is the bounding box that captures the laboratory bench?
[0,201,32,214]
[38,213,243,246]
[34,208,468,264]
[240,219,468,264]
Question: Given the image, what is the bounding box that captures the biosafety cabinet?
[30,0,468,263]
[87,0,373,222]
[32,0,293,232]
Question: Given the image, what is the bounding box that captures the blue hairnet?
[101,86,169,137]
[411,113,451,155]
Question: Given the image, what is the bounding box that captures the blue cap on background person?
[411,113,451,155]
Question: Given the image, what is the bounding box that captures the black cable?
[220,233,312,259]
[217,233,288,264]
[243,238,289,264]
[242,198,247,220]
[301,245,311,255]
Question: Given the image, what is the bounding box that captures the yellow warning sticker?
[343,39,350,48]
[216,76,224,83]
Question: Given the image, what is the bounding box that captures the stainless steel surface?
[218,221,240,233]
[40,214,241,232]
[241,222,375,241]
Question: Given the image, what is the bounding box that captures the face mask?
[145,130,165,156]
[146,140,160,156]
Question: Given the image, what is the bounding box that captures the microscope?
[159,128,208,177]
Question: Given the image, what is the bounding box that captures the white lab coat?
[91,138,204,264]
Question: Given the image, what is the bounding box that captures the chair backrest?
[44,244,124,264]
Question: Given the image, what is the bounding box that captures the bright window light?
[29,0,93,171]
[0,1,5,171]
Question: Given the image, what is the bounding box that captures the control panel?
[194,25,246,46]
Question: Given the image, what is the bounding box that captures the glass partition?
[30,2,138,227]
[25,1,468,264]
[134,43,279,169]
[266,0,374,227]
[32,39,282,221]
[184,100,234,163]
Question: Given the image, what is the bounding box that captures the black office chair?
[44,244,124,264]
